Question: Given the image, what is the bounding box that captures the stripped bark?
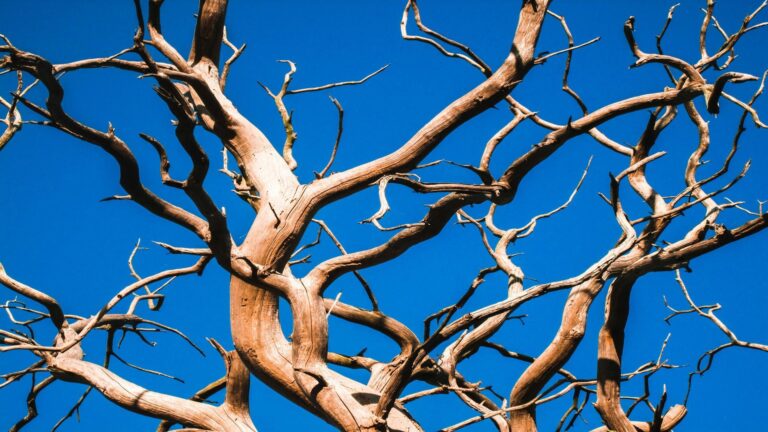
[1,1,767,431]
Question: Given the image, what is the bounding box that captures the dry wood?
[1,1,767,431]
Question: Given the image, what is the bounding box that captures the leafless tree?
[1,1,767,431]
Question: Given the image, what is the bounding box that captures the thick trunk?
[231,275,422,431]
[229,207,421,431]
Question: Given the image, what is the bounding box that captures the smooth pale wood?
[3,1,767,431]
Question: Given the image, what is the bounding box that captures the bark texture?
[1,1,767,431]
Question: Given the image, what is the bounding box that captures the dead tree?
[1,1,767,431]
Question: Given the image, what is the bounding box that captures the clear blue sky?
[1,1,766,431]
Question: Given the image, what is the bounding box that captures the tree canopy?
[1,1,767,431]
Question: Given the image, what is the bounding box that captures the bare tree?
[1,1,767,431]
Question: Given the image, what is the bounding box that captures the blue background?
[1,1,766,431]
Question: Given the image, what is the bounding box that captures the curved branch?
[309,0,553,207]
[0,263,65,330]
[2,47,211,240]
[48,357,229,430]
